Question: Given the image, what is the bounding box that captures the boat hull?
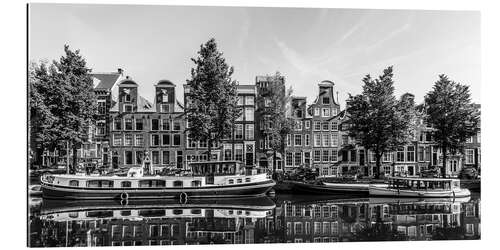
[291,181,369,195]
[368,185,471,198]
[41,179,275,200]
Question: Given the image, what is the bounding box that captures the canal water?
[28,193,480,247]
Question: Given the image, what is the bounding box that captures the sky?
[29,4,480,107]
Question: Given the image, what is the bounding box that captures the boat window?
[191,209,202,214]
[153,180,166,187]
[228,179,234,184]
[87,210,113,218]
[101,180,114,188]
[87,180,100,188]
[173,180,183,187]
[237,179,243,184]
[121,181,132,188]
[139,209,166,217]
[245,178,251,182]
[191,180,201,187]
[138,180,166,188]
[68,212,79,218]
[69,180,79,187]
[173,209,183,215]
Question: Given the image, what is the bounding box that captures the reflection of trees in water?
[432,227,474,240]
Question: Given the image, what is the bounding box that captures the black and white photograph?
[21,0,492,248]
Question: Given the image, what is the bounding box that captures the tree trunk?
[71,141,78,174]
[375,154,381,179]
[273,150,277,175]
[441,145,447,178]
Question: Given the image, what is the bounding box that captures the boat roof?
[389,176,459,182]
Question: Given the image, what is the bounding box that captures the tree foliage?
[346,66,414,178]
[185,38,241,158]
[424,75,480,177]
[258,72,294,173]
[29,45,97,170]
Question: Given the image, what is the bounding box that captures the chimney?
[117,68,123,75]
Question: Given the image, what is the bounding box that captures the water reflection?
[29,194,480,247]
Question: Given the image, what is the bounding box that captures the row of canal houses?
[75,68,480,178]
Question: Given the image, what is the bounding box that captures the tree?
[424,75,480,178]
[346,66,414,179]
[185,38,241,160]
[259,72,294,175]
[29,45,97,172]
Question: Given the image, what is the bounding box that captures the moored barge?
[369,177,471,198]
[41,161,275,200]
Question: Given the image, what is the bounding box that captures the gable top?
[156,80,175,86]
[92,72,121,90]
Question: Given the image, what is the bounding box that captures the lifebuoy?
[179,192,188,204]
[120,199,129,206]
[120,192,129,200]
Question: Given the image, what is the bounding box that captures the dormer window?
[161,89,169,103]
[122,88,132,103]
[322,97,330,104]
[124,104,133,113]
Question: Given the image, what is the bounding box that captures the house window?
[125,151,133,165]
[135,134,143,146]
[96,122,105,135]
[151,135,160,146]
[286,152,293,166]
[314,108,320,116]
[294,134,302,146]
[314,134,321,147]
[314,150,321,162]
[124,104,133,112]
[245,96,254,105]
[151,119,159,131]
[160,151,169,165]
[97,100,106,115]
[465,149,475,164]
[235,144,243,162]
[162,134,170,146]
[136,151,143,164]
[161,119,170,130]
[295,120,303,130]
[396,147,405,162]
[264,98,271,107]
[305,134,310,146]
[322,150,330,162]
[322,133,330,147]
[245,107,254,121]
[314,121,321,131]
[304,120,310,129]
[152,151,160,164]
[286,134,291,146]
[331,150,338,162]
[125,118,133,130]
[135,118,143,130]
[113,134,122,146]
[124,134,133,146]
[173,121,181,131]
[173,134,181,146]
[294,152,302,166]
[331,133,338,147]
[160,104,169,113]
[237,97,244,105]
[114,118,122,130]
[322,122,329,131]
[245,124,254,140]
[331,121,338,131]
[406,146,415,162]
[235,124,243,140]
[322,108,330,117]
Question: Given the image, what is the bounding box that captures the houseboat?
[369,177,471,198]
[290,180,370,196]
[41,161,275,200]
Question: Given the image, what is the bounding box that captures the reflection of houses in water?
[461,199,480,239]
[30,204,272,247]
[278,199,371,243]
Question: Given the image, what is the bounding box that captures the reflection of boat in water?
[368,196,471,204]
[369,177,471,198]
[40,196,276,220]
[41,161,275,200]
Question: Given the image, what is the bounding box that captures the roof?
[157,80,175,86]
[109,95,155,113]
[92,72,121,90]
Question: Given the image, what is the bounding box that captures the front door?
[246,153,253,166]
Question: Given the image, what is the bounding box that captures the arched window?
[173,180,183,187]
[69,180,79,187]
